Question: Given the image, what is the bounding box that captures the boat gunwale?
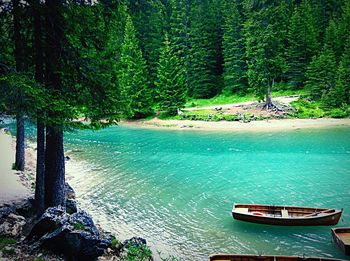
[209,253,347,261]
[232,203,342,220]
[331,227,350,252]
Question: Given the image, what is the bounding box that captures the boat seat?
[235,208,249,214]
[281,209,289,218]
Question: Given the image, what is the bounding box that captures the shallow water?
[62,126,350,260]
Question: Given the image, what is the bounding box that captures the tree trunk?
[35,121,45,214]
[45,126,65,208]
[15,113,25,171]
[13,0,25,171]
[265,79,273,109]
[44,0,66,208]
[32,0,45,215]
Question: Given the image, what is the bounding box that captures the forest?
[0,0,350,260]
[0,0,349,206]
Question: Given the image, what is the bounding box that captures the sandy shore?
[0,130,32,206]
[122,118,350,132]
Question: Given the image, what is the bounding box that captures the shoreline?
[121,117,350,132]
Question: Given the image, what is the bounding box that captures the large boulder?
[27,207,111,260]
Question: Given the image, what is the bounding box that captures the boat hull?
[332,228,350,256]
[210,254,346,261]
[232,204,342,226]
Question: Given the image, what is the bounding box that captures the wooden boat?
[232,204,342,226]
[332,227,350,256]
[210,254,346,261]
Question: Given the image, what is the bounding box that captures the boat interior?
[334,228,350,245]
[233,204,337,218]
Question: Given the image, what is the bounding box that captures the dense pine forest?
[0,0,350,209]
[1,0,350,119]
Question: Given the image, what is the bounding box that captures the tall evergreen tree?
[169,0,190,91]
[188,0,217,98]
[323,39,350,107]
[305,48,337,101]
[12,0,26,171]
[118,14,152,118]
[156,34,186,116]
[243,0,288,108]
[222,0,246,94]
[286,0,320,89]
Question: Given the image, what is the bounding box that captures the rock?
[65,156,71,161]
[116,237,152,260]
[26,206,67,242]
[65,183,76,200]
[0,212,26,237]
[27,208,111,260]
[66,199,78,214]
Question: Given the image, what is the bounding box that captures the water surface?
[51,126,350,259]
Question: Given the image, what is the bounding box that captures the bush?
[326,108,348,118]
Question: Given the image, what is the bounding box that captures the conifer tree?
[323,39,350,107]
[156,34,186,116]
[243,0,288,108]
[119,14,153,118]
[286,1,320,89]
[305,48,337,101]
[222,0,246,94]
[188,0,217,98]
[169,0,190,91]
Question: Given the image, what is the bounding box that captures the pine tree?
[243,0,288,108]
[286,0,320,89]
[155,34,186,116]
[323,39,350,107]
[119,14,153,118]
[305,48,337,101]
[169,0,190,91]
[188,0,217,98]
[142,1,167,91]
[222,0,246,94]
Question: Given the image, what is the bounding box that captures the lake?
[63,126,350,260]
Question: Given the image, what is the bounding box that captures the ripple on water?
[65,127,350,260]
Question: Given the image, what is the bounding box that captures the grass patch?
[185,90,304,108]
[271,89,306,97]
[111,235,119,249]
[291,99,350,119]
[72,221,85,231]
[122,242,152,261]
[0,236,16,250]
[185,93,255,108]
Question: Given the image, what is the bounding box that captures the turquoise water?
[63,126,350,260]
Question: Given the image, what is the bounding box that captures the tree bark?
[13,0,25,171]
[44,0,66,208]
[45,126,65,208]
[15,113,25,171]
[265,79,273,109]
[32,0,46,215]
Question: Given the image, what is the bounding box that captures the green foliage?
[243,0,289,101]
[188,0,221,98]
[111,235,119,249]
[186,93,255,108]
[222,0,247,94]
[119,14,153,119]
[0,236,16,250]
[291,100,325,118]
[305,48,337,101]
[156,34,187,116]
[122,242,152,261]
[286,0,320,89]
[72,221,85,231]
